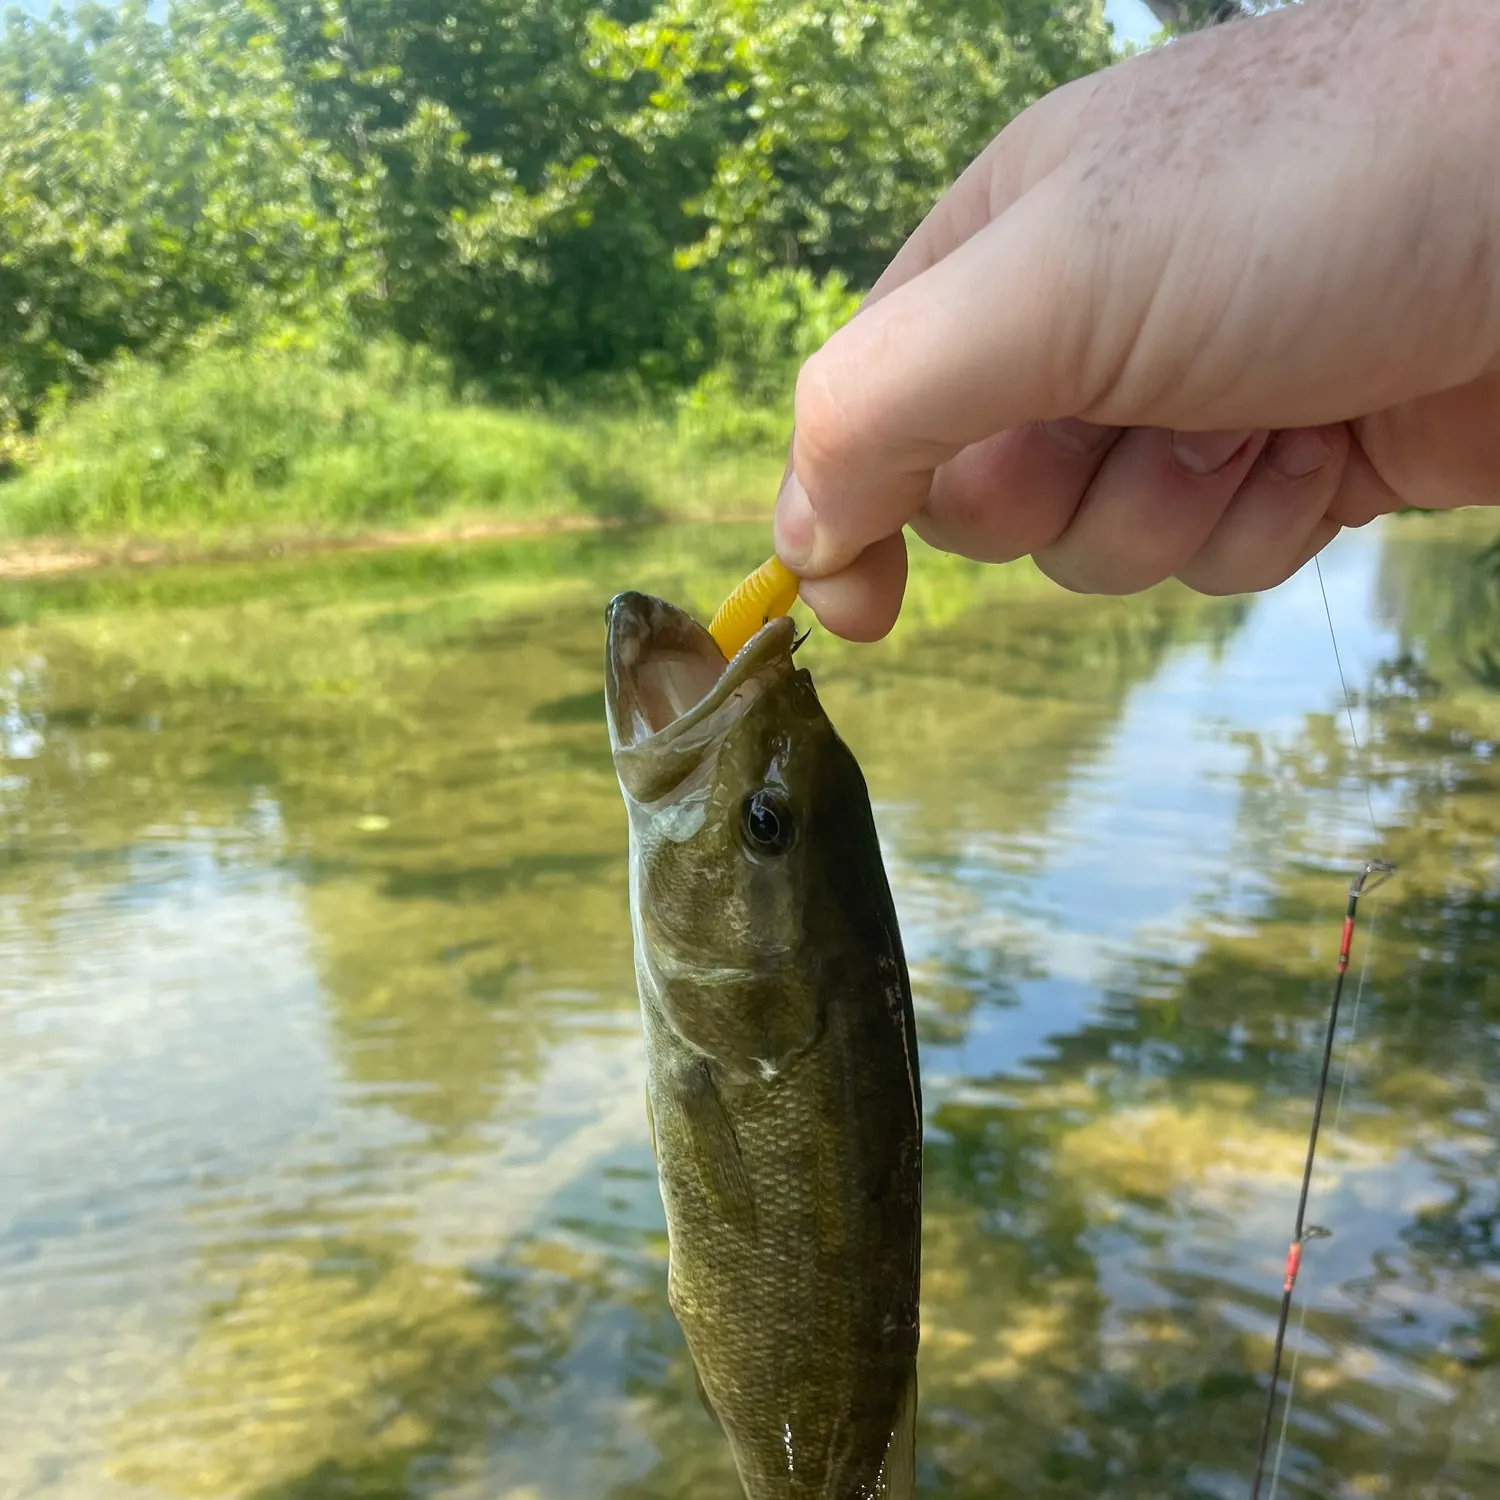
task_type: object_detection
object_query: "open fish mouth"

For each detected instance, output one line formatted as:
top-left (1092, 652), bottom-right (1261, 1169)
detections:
top-left (604, 591), bottom-right (797, 756)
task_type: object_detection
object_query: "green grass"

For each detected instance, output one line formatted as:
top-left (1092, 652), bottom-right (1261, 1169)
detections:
top-left (0, 338), bottom-right (789, 545)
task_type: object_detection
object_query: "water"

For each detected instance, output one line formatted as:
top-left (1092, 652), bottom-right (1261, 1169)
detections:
top-left (3, 513), bottom-right (1500, 1500)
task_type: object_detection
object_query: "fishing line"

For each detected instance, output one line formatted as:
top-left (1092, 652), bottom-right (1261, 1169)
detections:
top-left (1247, 556), bottom-right (1394, 1500)
top-left (1315, 555), bottom-right (1381, 841)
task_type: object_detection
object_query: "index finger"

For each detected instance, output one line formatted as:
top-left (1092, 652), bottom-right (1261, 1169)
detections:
top-left (776, 168), bottom-right (1104, 579)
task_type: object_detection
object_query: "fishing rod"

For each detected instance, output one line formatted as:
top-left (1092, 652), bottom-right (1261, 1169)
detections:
top-left (1247, 855), bottom-right (1396, 1500)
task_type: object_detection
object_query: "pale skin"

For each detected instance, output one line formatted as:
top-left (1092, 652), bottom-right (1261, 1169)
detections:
top-left (771, 0), bottom-right (1500, 642)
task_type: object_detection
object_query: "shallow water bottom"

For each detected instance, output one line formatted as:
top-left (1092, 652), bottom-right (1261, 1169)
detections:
top-left (4, 514), bottom-right (1500, 1499)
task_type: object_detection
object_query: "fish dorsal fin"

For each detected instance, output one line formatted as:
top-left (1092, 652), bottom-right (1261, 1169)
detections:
top-left (872, 1369), bottom-right (918, 1499)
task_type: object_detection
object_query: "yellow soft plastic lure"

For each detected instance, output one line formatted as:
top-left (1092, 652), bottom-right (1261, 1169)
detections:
top-left (708, 555), bottom-right (800, 659)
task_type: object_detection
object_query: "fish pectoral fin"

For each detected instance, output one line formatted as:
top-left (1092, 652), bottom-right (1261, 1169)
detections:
top-left (874, 1369), bottom-right (918, 1499)
top-left (677, 1061), bottom-right (758, 1239)
top-left (691, 1361), bottom-right (726, 1434)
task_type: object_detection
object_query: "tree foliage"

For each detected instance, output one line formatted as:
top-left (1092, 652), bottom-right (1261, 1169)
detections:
top-left (0, 2), bottom-right (379, 427)
top-left (0, 0), bottom-right (1119, 429)
top-left (593, 0), bottom-right (1112, 286)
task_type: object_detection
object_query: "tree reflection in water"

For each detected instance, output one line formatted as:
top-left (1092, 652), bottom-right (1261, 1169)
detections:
top-left (2, 515), bottom-right (1499, 1498)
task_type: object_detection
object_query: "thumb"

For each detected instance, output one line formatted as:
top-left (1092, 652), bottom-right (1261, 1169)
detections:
top-left (775, 168), bottom-right (1113, 579)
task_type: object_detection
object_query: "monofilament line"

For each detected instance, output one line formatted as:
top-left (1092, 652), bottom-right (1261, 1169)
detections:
top-left (1314, 556), bottom-right (1380, 844)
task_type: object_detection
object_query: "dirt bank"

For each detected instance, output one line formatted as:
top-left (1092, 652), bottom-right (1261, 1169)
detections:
top-left (0, 510), bottom-right (761, 582)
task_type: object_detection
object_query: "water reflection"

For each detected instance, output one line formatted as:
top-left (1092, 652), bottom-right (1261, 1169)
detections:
top-left (3, 515), bottom-right (1500, 1498)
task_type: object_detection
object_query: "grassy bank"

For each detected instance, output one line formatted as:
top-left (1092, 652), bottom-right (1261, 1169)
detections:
top-left (0, 340), bottom-right (789, 557)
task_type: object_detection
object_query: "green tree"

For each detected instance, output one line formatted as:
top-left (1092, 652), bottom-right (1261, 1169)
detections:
top-left (266, 0), bottom-right (721, 389)
top-left (0, 0), bottom-right (378, 427)
top-left (592, 0), bottom-right (1115, 288)
top-left (0, 0), bottom-right (1129, 425)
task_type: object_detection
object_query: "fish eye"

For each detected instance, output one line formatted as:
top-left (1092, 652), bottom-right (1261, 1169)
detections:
top-left (740, 789), bottom-right (795, 856)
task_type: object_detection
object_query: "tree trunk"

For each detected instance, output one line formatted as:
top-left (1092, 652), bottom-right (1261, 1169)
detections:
top-left (1141, 0), bottom-right (1250, 30)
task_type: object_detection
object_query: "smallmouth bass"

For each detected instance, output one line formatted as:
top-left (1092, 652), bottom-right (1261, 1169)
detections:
top-left (603, 591), bottom-right (922, 1500)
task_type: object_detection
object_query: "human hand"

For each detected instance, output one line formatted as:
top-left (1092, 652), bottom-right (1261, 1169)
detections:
top-left (771, 0), bottom-right (1500, 641)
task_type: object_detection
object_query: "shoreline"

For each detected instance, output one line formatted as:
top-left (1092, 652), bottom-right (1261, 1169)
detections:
top-left (1, 506), bottom-right (1484, 588)
top-left (0, 509), bottom-right (766, 582)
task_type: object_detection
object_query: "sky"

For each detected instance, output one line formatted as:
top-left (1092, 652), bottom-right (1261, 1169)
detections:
top-left (1105, 0), bottom-right (1165, 48)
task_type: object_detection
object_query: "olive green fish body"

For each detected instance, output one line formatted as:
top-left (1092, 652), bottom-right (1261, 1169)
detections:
top-left (606, 592), bottom-right (921, 1500)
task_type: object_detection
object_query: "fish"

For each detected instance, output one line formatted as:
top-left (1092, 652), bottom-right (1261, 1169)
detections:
top-left (603, 590), bottom-right (922, 1500)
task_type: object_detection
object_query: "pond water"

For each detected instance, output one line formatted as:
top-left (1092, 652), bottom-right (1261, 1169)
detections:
top-left (3, 513), bottom-right (1500, 1500)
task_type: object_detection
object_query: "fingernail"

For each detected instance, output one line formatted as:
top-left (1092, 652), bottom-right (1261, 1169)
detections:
top-left (1170, 429), bottom-right (1253, 477)
top-left (1039, 418), bottom-right (1115, 456)
top-left (773, 471), bottom-right (815, 570)
top-left (1266, 427), bottom-right (1331, 480)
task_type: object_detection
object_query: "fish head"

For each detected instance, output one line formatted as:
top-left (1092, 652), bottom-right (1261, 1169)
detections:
top-left (605, 590), bottom-right (860, 1077)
